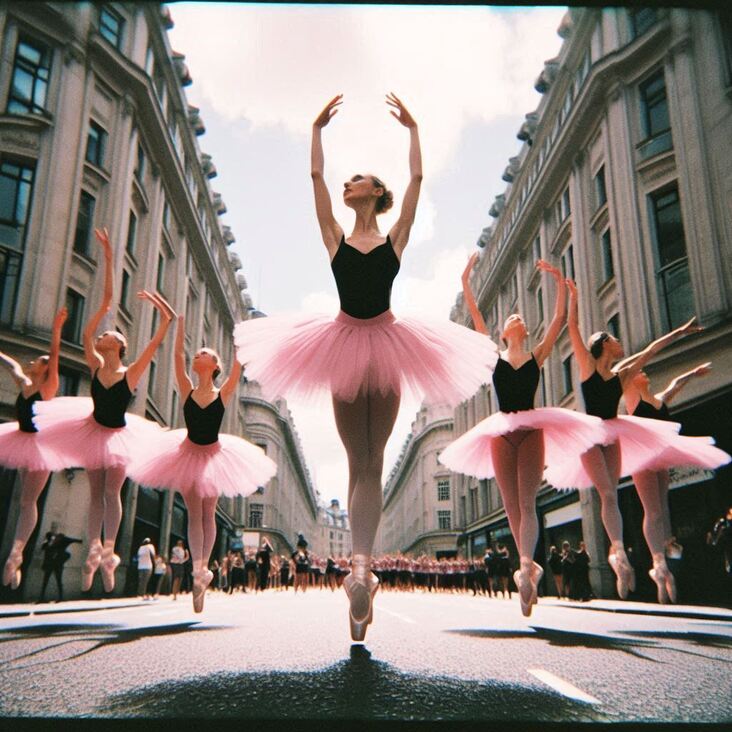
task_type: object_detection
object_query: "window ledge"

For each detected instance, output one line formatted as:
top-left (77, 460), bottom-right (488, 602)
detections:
top-left (118, 304), bottom-right (132, 326)
top-left (124, 250), bottom-right (138, 271)
top-left (597, 276), bottom-right (616, 297)
top-left (589, 203), bottom-right (609, 231)
top-left (550, 217), bottom-right (572, 254)
top-left (0, 111), bottom-right (53, 131)
top-left (71, 250), bottom-right (97, 273)
top-left (131, 175), bottom-right (149, 213)
top-left (83, 160), bottom-right (110, 186)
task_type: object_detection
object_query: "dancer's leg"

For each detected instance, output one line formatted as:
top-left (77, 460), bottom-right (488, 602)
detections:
top-left (201, 496), bottom-right (218, 568)
top-left (184, 494), bottom-right (204, 569)
top-left (580, 443), bottom-right (623, 544)
top-left (101, 465), bottom-right (127, 545)
top-left (516, 430), bottom-right (544, 559)
top-left (490, 434), bottom-right (521, 543)
top-left (83, 469), bottom-right (106, 590)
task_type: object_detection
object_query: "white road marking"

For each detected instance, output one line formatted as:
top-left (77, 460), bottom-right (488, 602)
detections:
top-left (527, 668), bottom-right (602, 705)
top-left (377, 606), bottom-right (416, 624)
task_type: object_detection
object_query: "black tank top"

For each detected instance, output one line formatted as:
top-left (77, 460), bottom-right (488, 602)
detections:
top-left (330, 236), bottom-right (400, 319)
top-left (16, 391), bottom-right (42, 433)
top-left (91, 372), bottom-right (133, 428)
top-left (633, 399), bottom-right (672, 422)
top-left (492, 355), bottom-right (539, 412)
top-left (184, 392), bottom-right (224, 445)
top-left (581, 370), bottom-right (622, 420)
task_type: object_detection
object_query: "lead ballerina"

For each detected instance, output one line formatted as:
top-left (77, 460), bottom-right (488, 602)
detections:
top-left (234, 94), bottom-right (498, 640)
top-left (128, 315), bottom-right (277, 613)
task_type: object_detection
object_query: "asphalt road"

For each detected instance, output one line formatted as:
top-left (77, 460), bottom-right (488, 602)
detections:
top-left (0, 589), bottom-right (730, 723)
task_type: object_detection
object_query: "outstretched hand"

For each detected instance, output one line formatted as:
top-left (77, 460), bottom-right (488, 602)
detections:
top-left (537, 259), bottom-right (562, 280)
top-left (678, 317), bottom-right (703, 337)
top-left (137, 291), bottom-right (176, 322)
top-left (386, 92), bottom-right (417, 128)
top-left (565, 278), bottom-right (577, 297)
top-left (94, 227), bottom-right (113, 257)
top-left (53, 307), bottom-right (68, 330)
top-left (314, 94), bottom-right (342, 128)
top-left (692, 361), bottom-right (711, 377)
top-left (462, 252), bottom-right (479, 282)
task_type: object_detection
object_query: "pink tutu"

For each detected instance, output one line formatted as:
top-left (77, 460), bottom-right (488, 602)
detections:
top-left (438, 407), bottom-right (606, 480)
top-left (32, 397), bottom-right (163, 471)
top-left (0, 422), bottom-right (61, 472)
top-left (636, 434), bottom-right (730, 474)
top-left (127, 429), bottom-right (277, 498)
top-left (234, 309), bottom-right (498, 405)
top-left (544, 414), bottom-right (683, 490)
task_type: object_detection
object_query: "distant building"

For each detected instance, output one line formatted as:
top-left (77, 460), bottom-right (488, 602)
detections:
top-left (313, 499), bottom-right (351, 558)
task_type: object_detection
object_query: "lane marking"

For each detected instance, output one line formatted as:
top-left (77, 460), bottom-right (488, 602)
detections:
top-left (527, 668), bottom-right (602, 705)
top-left (376, 606), bottom-right (416, 624)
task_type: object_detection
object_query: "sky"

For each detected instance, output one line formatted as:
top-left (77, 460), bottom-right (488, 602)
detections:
top-left (168, 3), bottom-right (566, 509)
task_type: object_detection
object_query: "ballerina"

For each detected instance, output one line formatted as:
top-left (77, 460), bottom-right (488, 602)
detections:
top-left (234, 93), bottom-right (497, 640)
top-left (0, 306), bottom-right (67, 589)
top-left (127, 315), bottom-right (276, 612)
top-left (439, 254), bottom-right (605, 615)
top-left (544, 278), bottom-right (702, 599)
top-left (33, 228), bottom-right (173, 592)
top-left (623, 362), bottom-right (730, 603)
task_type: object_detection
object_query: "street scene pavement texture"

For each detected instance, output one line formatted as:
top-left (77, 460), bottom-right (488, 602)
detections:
top-left (0, 591), bottom-right (730, 722)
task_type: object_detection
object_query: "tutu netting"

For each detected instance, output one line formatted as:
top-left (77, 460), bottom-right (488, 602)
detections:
top-left (32, 397), bottom-right (163, 470)
top-left (0, 422), bottom-right (61, 472)
top-left (544, 414), bottom-right (683, 490)
top-left (234, 309), bottom-right (498, 405)
top-left (128, 430), bottom-right (277, 498)
top-left (438, 407), bottom-right (606, 480)
top-left (638, 434), bottom-right (731, 474)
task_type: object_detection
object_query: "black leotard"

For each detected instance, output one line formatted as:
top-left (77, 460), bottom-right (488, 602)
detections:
top-left (184, 392), bottom-right (224, 445)
top-left (581, 370), bottom-right (622, 420)
top-left (632, 399), bottom-right (672, 422)
top-left (492, 355), bottom-right (539, 413)
top-left (91, 372), bottom-right (133, 428)
top-left (330, 236), bottom-right (400, 319)
top-left (16, 391), bottom-right (42, 433)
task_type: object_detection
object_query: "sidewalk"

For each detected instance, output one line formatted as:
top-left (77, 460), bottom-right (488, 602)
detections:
top-left (0, 597), bottom-right (149, 618)
top-left (541, 597), bottom-right (732, 621)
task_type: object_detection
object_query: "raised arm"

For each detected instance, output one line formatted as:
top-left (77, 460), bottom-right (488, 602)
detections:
top-left (0, 351), bottom-right (29, 388)
top-left (40, 306), bottom-right (68, 400)
top-left (461, 253), bottom-right (488, 335)
top-left (173, 314), bottom-right (193, 398)
top-left (533, 260), bottom-right (566, 367)
top-left (615, 317), bottom-right (703, 386)
top-left (311, 95), bottom-right (344, 258)
top-left (657, 362), bottom-right (711, 406)
top-left (565, 278), bottom-right (594, 380)
top-left (125, 291), bottom-right (175, 391)
top-left (219, 354), bottom-right (242, 407)
top-left (387, 93), bottom-right (422, 256)
top-left (83, 228), bottom-right (114, 374)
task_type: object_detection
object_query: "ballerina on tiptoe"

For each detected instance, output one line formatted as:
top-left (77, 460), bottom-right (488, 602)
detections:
top-left (234, 93), bottom-right (497, 640)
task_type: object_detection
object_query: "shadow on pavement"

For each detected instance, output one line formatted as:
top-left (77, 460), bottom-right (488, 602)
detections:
top-left (0, 621), bottom-right (230, 670)
top-left (614, 630), bottom-right (732, 663)
top-left (100, 645), bottom-right (606, 722)
top-left (445, 626), bottom-right (659, 662)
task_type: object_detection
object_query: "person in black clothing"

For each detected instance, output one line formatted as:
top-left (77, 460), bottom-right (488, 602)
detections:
top-left (495, 544), bottom-right (511, 599)
top-left (39, 532), bottom-right (81, 602)
top-left (279, 554), bottom-right (291, 590)
top-left (483, 548), bottom-right (495, 597)
top-left (560, 541), bottom-right (575, 600)
top-left (548, 545), bottom-right (564, 598)
top-left (572, 541), bottom-right (592, 601)
top-left (711, 507), bottom-right (732, 576)
top-left (293, 548), bottom-right (310, 593)
top-left (256, 538), bottom-right (273, 592)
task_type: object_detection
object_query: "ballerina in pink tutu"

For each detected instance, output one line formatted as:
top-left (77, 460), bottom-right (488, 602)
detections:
top-left (0, 307), bottom-right (67, 590)
top-left (544, 278), bottom-right (703, 599)
top-left (128, 314), bottom-right (276, 612)
top-left (623, 362), bottom-right (729, 603)
top-left (33, 228), bottom-right (174, 593)
top-left (234, 93), bottom-right (497, 640)
top-left (439, 253), bottom-right (605, 616)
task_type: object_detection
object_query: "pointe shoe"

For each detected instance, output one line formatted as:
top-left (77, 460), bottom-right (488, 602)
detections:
top-left (608, 550), bottom-right (634, 600)
top-left (513, 570), bottom-right (533, 617)
top-left (529, 562), bottom-right (543, 606)
top-left (649, 560), bottom-right (677, 604)
top-left (81, 544), bottom-right (103, 592)
top-left (192, 569), bottom-right (214, 613)
top-left (3, 547), bottom-right (24, 590)
top-left (344, 555), bottom-right (379, 642)
top-left (100, 547), bottom-right (120, 593)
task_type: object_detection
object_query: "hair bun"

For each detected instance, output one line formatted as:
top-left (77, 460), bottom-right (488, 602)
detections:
top-left (377, 189), bottom-right (394, 215)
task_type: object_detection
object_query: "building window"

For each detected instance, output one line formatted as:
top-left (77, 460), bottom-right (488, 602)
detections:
top-left (73, 191), bottom-right (95, 257)
top-left (99, 6), bottom-right (125, 49)
top-left (562, 355), bottom-right (573, 397)
top-left (561, 187), bottom-right (571, 220)
top-left (120, 269), bottom-right (131, 312)
top-left (640, 70), bottom-right (670, 139)
top-left (649, 186), bottom-right (693, 329)
top-left (156, 253), bottom-right (165, 293)
top-left (460, 495), bottom-right (467, 526)
top-left (437, 510), bottom-right (451, 531)
top-left (470, 488), bottom-right (479, 521)
top-left (536, 286), bottom-right (544, 325)
top-left (594, 166), bottom-right (607, 210)
top-left (608, 313), bottom-right (621, 339)
top-left (540, 367), bottom-right (547, 407)
top-left (85, 121), bottom-right (107, 168)
top-left (150, 308), bottom-right (158, 339)
top-left (7, 36), bottom-right (52, 116)
top-left (249, 503), bottom-right (263, 528)
top-left (148, 360), bottom-right (156, 397)
top-left (58, 368), bottom-right (80, 396)
top-left (629, 8), bottom-right (657, 39)
top-left (126, 211), bottom-right (137, 257)
top-left (170, 389), bottom-right (178, 425)
top-left (437, 480), bottom-right (450, 501)
top-left (163, 201), bottom-right (171, 231)
top-left (561, 244), bottom-right (575, 280)
top-left (720, 10), bottom-right (732, 86)
top-left (601, 229), bottom-right (614, 282)
top-left (62, 289), bottom-right (84, 343)
top-left (533, 235), bottom-right (541, 262)
top-left (480, 479), bottom-right (490, 514)
top-left (134, 143), bottom-right (145, 182)
top-left (0, 159), bottom-right (35, 252)
top-left (144, 45), bottom-right (154, 75)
